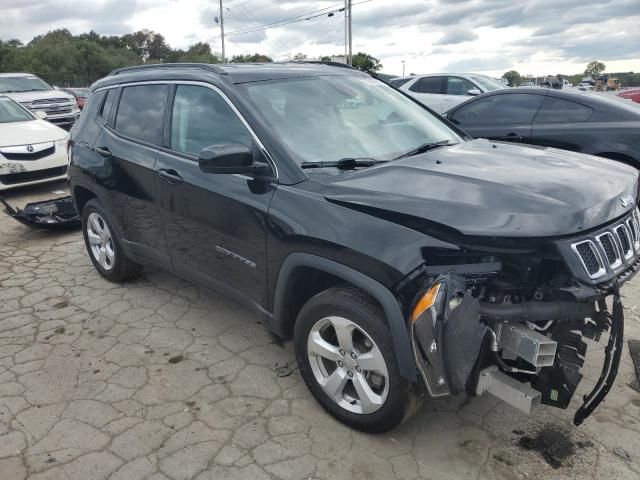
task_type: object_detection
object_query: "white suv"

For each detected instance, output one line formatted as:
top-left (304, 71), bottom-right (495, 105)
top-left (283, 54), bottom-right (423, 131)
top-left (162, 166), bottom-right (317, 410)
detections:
top-left (390, 73), bottom-right (506, 114)
top-left (0, 73), bottom-right (80, 128)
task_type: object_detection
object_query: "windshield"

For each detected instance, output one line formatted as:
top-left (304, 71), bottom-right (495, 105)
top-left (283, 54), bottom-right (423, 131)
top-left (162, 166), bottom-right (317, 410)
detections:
top-left (241, 75), bottom-right (461, 165)
top-left (0, 97), bottom-right (34, 123)
top-left (471, 75), bottom-right (506, 92)
top-left (0, 76), bottom-right (52, 93)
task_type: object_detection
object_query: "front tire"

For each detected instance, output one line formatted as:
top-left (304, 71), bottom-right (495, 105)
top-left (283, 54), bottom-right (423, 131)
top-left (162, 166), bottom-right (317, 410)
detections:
top-left (294, 286), bottom-right (417, 433)
top-left (81, 198), bottom-right (142, 282)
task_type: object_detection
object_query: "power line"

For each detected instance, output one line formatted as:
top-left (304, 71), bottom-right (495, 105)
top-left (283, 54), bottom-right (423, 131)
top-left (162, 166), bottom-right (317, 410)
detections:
top-left (226, 2), bottom-right (357, 37)
top-left (223, 8), bottom-right (286, 57)
top-left (228, 1), bottom-right (291, 54)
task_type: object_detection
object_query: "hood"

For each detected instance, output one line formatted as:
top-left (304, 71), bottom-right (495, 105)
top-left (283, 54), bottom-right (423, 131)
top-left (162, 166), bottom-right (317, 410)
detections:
top-left (0, 120), bottom-right (68, 147)
top-left (324, 139), bottom-right (639, 238)
top-left (3, 90), bottom-right (75, 103)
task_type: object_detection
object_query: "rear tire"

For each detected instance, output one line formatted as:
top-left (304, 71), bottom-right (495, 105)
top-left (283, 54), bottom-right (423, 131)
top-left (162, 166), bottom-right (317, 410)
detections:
top-left (294, 285), bottom-right (419, 433)
top-left (81, 198), bottom-right (142, 282)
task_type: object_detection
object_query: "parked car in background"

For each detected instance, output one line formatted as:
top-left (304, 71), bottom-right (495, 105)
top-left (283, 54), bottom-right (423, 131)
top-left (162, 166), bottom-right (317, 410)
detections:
top-left (69, 63), bottom-right (638, 432)
top-left (0, 96), bottom-right (69, 191)
top-left (577, 82), bottom-right (594, 91)
top-left (0, 73), bottom-right (80, 128)
top-left (390, 73), bottom-right (505, 113)
top-left (618, 88), bottom-right (640, 104)
top-left (444, 87), bottom-right (640, 166)
top-left (519, 81), bottom-right (535, 86)
top-left (61, 87), bottom-right (91, 110)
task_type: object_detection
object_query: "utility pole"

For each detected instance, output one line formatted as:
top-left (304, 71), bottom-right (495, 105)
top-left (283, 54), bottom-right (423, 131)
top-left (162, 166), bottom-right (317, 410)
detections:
top-left (347, 0), bottom-right (352, 66)
top-left (219, 0), bottom-right (225, 62)
top-left (401, 60), bottom-right (405, 77)
top-left (344, 0), bottom-right (348, 63)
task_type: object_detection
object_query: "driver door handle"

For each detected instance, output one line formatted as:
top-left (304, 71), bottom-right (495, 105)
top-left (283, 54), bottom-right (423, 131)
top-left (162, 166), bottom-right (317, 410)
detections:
top-left (94, 146), bottom-right (112, 157)
top-left (157, 168), bottom-right (183, 185)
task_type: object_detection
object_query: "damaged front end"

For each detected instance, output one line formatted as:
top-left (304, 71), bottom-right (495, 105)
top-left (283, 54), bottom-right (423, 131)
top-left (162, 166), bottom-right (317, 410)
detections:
top-left (1, 196), bottom-right (81, 230)
top-left (409, 209), bottom-right (639, 426)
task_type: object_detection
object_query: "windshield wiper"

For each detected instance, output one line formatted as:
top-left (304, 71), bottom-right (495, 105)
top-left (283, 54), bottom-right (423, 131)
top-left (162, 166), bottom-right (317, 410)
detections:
top-left (300, 157), bottom-right (388, 170)
top-left (393, 140), bottom-right (456, 160)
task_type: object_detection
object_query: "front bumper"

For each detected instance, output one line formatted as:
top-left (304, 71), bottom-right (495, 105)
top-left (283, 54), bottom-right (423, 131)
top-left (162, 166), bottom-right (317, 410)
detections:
top-left (0, 147), bottom-right (68, 191)
top-left (410, 268), bottom-right (632, 425)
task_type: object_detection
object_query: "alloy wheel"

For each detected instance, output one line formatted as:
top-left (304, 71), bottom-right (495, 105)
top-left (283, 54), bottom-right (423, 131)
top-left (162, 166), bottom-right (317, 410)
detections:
top-left (86, 212), bottom-right (115, 271)
top-left (307, 316), bottom-right (389, 414)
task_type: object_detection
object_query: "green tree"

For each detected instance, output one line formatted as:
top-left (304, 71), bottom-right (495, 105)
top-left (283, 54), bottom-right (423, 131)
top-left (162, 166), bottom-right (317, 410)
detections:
top-left (502, 70), bottom-right (521, 87)
top-left (230, 53), bottom-right (272, 63)
top-left (351, 52), bottom-right (382, 74)
top-left (585, 60), bottom-right (606, 78)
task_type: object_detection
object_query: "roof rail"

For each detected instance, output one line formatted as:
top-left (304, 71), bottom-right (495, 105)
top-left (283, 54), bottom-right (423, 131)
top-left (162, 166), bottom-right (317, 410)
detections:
top-left (287, 61), bottom-right (359, 71)
top-left (109, 63), bottom-right (227, 76)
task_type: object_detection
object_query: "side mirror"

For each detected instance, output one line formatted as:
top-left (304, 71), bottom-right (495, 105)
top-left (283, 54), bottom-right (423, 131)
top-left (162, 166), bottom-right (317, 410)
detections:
top-left (467, 89), bottom-right (481, 96)
top-left (34, 111), bottom-right (48, 120)
top-left (198, 143), bottom-right (271, 176)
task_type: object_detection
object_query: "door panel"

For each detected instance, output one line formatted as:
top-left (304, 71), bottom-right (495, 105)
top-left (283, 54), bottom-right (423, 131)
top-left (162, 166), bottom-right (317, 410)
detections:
top-left (156, 152), bottom-right (275, 311)
top-left (157, 83), bottom-right (275, 311)
top-left (406, 76), bottom-right (445, 113)
top-left (94, 127), bottom-right (170, 266)
top-left (91, 83), bottom-right (171, 266)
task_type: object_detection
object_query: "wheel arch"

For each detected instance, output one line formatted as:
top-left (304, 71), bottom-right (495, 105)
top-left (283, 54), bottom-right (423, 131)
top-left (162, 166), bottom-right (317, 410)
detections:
top-left (72, 185), bottom-right (98, 214)
top-left (272, 253), bottom-right (417, 381)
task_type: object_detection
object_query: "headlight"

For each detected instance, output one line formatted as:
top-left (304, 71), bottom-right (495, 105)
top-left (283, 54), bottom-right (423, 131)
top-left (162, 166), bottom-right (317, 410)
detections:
top-left (55, 138), bottom-right (68, 152)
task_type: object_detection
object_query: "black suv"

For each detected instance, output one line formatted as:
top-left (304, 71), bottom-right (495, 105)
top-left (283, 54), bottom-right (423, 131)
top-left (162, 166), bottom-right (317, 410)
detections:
top-left (69, 63), bottom-right (639, 433)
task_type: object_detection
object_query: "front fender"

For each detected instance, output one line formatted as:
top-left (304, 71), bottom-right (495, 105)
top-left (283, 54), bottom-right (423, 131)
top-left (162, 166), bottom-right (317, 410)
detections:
top-left (272, 252), bottom-right (418, 381)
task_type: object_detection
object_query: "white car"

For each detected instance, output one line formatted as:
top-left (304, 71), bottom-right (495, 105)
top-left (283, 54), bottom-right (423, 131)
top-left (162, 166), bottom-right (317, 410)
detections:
top-left (0, 73), bottom-right (80, 128)
top-left (0, 96), bottom-right (69, 191)
top-left (389, 73), bottom-right (506, 114)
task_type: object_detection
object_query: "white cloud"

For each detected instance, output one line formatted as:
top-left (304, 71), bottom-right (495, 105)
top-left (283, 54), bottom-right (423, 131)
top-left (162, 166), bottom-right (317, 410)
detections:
top-left (0, 0), bottom-right (638, 76)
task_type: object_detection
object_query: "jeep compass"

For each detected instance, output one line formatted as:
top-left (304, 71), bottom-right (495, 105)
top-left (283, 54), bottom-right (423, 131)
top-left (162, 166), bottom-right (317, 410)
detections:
top-left (68, 63), bottom-right (639, 432)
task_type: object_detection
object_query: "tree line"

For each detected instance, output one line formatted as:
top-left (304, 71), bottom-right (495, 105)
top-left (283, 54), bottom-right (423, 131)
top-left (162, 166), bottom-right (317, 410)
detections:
top-left (0, 29), bottom-right (382, 87)
top-left (502, 61), bottom-right (640, 87)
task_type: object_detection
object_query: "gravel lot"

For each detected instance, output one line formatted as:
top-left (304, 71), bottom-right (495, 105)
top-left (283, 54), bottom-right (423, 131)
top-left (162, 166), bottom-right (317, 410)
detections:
top-left (1, 181), bottom-right (640, 480)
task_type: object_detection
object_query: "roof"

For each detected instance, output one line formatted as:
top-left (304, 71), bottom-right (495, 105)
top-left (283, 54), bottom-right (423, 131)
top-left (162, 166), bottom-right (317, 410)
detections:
top-left (0, 73), bottom-right (40, 78)
top-left (92, 62), bottom-right (366, 91)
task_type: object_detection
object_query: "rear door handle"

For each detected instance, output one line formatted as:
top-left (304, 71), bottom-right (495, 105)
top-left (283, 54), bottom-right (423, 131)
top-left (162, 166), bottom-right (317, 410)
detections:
top-left (157, 168), bottom-right (183, 185)
top-left (94, 146), bottom-right (111, 157)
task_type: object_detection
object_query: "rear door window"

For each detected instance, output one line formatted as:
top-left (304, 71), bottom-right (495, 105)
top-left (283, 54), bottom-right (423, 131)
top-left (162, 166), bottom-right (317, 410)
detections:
top-left (451, 94), bottom-right (544, 125)
top-left (115, 84), bottom-right (168, 145)
top-left (409, 76), bottom-right (444, 94)
top-left (534, 97), bottom-right (594, 123)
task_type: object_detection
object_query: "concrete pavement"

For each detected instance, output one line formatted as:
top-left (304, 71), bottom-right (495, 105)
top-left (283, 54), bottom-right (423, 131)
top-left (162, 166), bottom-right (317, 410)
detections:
top-left (1, 181), bottom-right (640, 480)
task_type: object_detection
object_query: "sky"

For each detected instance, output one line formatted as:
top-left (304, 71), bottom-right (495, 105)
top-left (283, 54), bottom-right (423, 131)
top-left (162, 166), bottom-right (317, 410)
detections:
top-left (1, 0), bottom-right (639, 77)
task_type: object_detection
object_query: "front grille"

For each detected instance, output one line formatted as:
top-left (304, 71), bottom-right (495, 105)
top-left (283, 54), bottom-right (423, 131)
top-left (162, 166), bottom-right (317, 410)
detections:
top-left (0, 166), bottom-right (67, 185)
top-left (574, 241), bottom-right (602, 276)
top-left (28, 98), bottom-right (70, 105)
top-left (597, 232), bottom-right (620, 267)
top-left (569, 209), bottom-right (640, 280)
top-left (1, 146), bottom-right (55, 161)
top-left (615, 225), bottom-right (633, 259)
